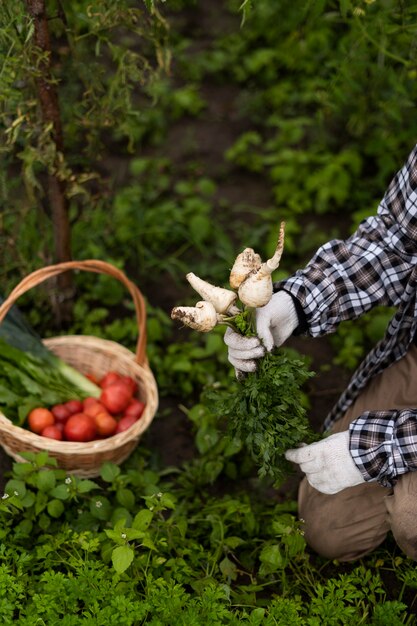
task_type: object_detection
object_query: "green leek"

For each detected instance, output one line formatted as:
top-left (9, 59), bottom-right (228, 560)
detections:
top-left (0, 297), bottom-right (101, 424)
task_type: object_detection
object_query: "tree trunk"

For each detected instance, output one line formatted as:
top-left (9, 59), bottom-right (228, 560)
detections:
top-left (26, 0), bottom-right (74, 323)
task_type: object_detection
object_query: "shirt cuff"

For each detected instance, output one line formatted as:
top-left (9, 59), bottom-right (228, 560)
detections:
top-left (349, 409), bottom-right (417, 488)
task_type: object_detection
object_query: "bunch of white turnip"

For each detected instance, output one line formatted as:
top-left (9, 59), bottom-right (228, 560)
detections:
top-left (171, 222), bottom-right (285, 336)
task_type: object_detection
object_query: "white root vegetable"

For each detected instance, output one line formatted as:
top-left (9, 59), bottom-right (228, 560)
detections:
top-left (170, 300), bottom-right (219, 332)
top-left (186, 272), bottom-right (237, 313)
top-left (238, 271), bottom-right (273, 308)
top-left (262, 220), bottom-right (286, 275)
top-left (238, 222), bottom-right (286, 308)
top-left (172, 221), bottom-right (286, 333)
top-left (229, 248), bottom-right (262, 290)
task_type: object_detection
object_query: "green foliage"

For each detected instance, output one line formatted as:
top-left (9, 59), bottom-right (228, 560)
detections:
top-left (1, 0), bottom-right (168, 163)
top-left (71, 156), bottom-right (236, 281)
top-left (184, 0), bottom-right (417, 274)
top-left (232, 309), bottom-right (256, 336)
top-left (0, 0), bottom-right (171, 283)
top-left (205, 350), bottom-right (315, 485)
top-left (0, 450), bottom-right (415, 623)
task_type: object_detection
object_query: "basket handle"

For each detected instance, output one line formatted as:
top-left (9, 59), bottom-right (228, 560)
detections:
top-left (0, 260), bottom-right (148, 366)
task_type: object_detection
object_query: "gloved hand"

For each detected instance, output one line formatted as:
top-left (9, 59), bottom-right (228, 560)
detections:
top-left (285, 431), bottom-right (365, 495)
top-left (224, 291), bottom-right (299, 374)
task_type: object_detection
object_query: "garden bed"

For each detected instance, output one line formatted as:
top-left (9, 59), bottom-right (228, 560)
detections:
top-left (1, 0), bottom-right (417, 622)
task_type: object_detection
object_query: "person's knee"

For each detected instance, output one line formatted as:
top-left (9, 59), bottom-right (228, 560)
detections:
top-left (388, 498), bottom-right (417, 561)
top-left (300, 501), bottom-right (372, 561)
top-left (299, 478), bottom-right (389, 562)
top-left (386, 474), bottom-right (417, 561)
top-left (301, 513), bottom-right (352, 560)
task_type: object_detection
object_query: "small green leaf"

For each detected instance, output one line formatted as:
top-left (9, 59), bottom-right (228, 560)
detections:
top-left (177, 518), bottom-right (187, 538)
top-left (259, 544), bottom-right (286, 574)
top-left (77, 479), bottom-right (99, 493)
top-left (39, 513), bottom-right (51, 531)
top-left (47, 499), bottom-right (65, 518)
top-left (133, 508), bottom-right (153, 531)
top-left (35, 451), bottom-right (56, 467)
top-left (125, 528), bottom-right (146, 541)
top-left (105, 529), bottom-right (126, 545)
top-left (49, 484), bottom-right (70, 500)
top-left (112, 545), bottom-right (134, 574)
top-left (219, 556), bottom-right (238, 581)
top-left (116, 488), bottom-right (135, 509)
top-left (141, 535), bottom-right (156, 551)
top-left (100, 462), bottom-right (121, 482)
top-left (12, 463), bottom-right (33, 477)
top-left (283, 532), bottom-right (306, 558)
top-left (224, 536), bottom-right (245, 549)
top-left (15, 519), bottom-right (33, 537)
top-left (90, 496), bottom-right (112, 520)
top-left (35, 491), bottom-right (49, 515)
top-left (5, 479), bottom-right (26, 498)
top-left (111, 507), bottom-right (133, 526)
top-left (223, 437), bottom-right (242, 457)
top-left (160, 493), bottom-right (176, 510)
top-left (36, 470), bottom-right (56, 492)
top-left (20, 492), bottom-right (36, 508)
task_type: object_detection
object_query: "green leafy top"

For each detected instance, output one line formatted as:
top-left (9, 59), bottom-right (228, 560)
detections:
top-left (204, 350), bottom-right (316, 486)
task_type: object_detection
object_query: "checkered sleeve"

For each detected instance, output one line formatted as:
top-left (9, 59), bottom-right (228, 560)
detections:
top-left (349, 410), bottom-right (417, 487)
top-left (276, 144), bottom-right (417, 337)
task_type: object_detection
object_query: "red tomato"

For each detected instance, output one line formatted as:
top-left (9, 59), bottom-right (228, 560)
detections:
top-left (83, 397), bottom-right (100, 409)
top-left (119, 375), bottom-right (138, 396)
top-left (41, 425), bottom-right (63, 440)
top-left (115, 414), bottom-right (138, 434)
top-left (28, 408), bottom-right (55, 434)
top-left (64, 413), bottom-right (97, 442)
top-left (51, 404), bottom-right (71, 423)
top-left (84, 401), bottom-right (107, 418)
top-left (124, 399), bottom-right (145, 419)
top-left (100, 382), bottom-right (133, 414)
top-left (94, 412), bottom-right (118, 437)
top-left (100, 371), bottom-right (122, 388)
top-left (64, 400), bottom-right (84, 415)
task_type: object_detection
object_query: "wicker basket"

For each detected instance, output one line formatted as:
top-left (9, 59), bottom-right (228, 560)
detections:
top-left (0, 260), bottom-right (158, 477)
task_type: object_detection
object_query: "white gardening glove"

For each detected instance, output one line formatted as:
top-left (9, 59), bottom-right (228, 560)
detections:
top-left (224, 291), bottom-right (299, 374)
top-left (285, 431), bottom-right (365, 495)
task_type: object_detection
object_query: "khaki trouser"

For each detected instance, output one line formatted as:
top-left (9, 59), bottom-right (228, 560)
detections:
top-left (299, 343), bottom-right (417, 562)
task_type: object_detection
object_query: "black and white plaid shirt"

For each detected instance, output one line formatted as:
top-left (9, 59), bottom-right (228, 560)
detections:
top-left (277, 143), bottom-right (417, 488)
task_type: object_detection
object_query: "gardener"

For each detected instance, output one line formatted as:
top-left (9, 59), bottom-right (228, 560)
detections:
top-left (224, 142), bottom-right (417, 562)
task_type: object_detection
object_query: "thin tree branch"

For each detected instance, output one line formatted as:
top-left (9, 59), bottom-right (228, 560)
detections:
top-left (26, 0), bottom-right (74, 322)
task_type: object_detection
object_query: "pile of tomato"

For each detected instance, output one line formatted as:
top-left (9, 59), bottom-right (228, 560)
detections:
top-left (26, 371), bottom-right (145, 442)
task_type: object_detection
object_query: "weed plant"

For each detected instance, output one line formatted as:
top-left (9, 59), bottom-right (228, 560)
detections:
top-left (0, 441), bottom-right (415, 624)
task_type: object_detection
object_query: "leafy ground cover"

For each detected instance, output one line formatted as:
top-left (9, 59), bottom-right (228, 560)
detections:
top-left (1, 0), bottom-right (417, 622)
top-left (0, 447), bottom-right (416, 625)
